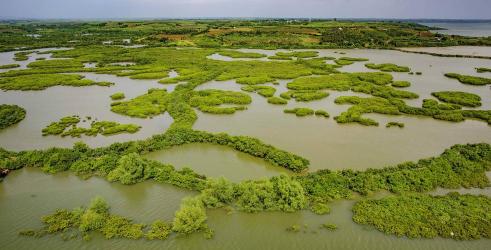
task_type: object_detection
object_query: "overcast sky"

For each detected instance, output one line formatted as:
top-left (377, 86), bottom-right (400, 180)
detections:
top-left (0, 0), bottom-right (490, 19)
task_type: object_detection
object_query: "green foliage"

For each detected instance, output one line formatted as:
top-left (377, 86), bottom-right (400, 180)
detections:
top-left (444, 73), bottom-right (491, 86)
top-left (284, 107), bottom-right (315, 117)
top-left (107, 153), bottom-right (153, 185)
top-left (314, 110), bottom-right (330, 118)
top-left (275, 51), bottom-right (319, 59)
top-left (111, 88), bottom-right (168, 118)
top-left (241, 85), bottom-right (276, 97)
top-left (431, 91), bottom-right (482, 107)
top-left (0, 73), bottom-right (113, 90)
top-left (476, 67), bottom-right (491, 73)
top-left (0, 104), bottom-right (26, 129)
top-left (1, 20), bottom-right (489, 52)
top-left (333, 95), bottom-right (490, 126)
top-left (190, 89), bottom-right (251, 114)
top-left (146, 220), bottom-right (172, 240)
top-left (172, 197), bottom-right (208, 235)
top-left (267, 96), bottom-right (288, 105)
top-left (298, 143), bottom-right (491, 200)
top-left (334, 57), bottom-right (369, 65)
top-left (334, 96), bottom-right (400, 126)
top-left (311, 202), bottom-right (331, 215)
top-left (422, 99), bottom-right (461, 110)
top-left (352, 193), bottom-right (491, 240)
top-left (235, 75), bottom-right (275, 85)
top-left (287, 72), bottom-right (418, 100)
top-left (365, 63), bottom-right (410, 72)
top-left (386, 122), bottom-right (404, 128)
top-left (0, 63), bottom-right (20, 69)
top-left (42, 116), bottom-right (140, 137)
top-left (234, 175), bottom-right (307, 212)
top-left (110, 92), bottom-right (125, 100)
top-left (321, 223), bottom-right (337, 231)
top-left (391, 81), bottom-right (410, 88)
top-left (20, 197), bottom-right (149, 241)
top-left (217, 50), bottom-right (266, 58)
top-left (14, 51), bottom-right (31, 61)
top-left (280, 90), bottom-right (329, 102)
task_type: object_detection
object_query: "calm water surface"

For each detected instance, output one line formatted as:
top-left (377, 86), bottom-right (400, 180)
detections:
top-left (420, 22), bottom-right (491, 37)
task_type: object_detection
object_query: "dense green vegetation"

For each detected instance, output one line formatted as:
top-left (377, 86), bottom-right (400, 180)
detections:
top-left (334, 57), bottom-right (369, 65)
top-left (0, 63), bottom-right (20, 69)
top-left (352, 193), bottom-right (491, 240)
top-left (333, 95), bottom-right (491, 126)
top-left (391, 81), bottom-right (410, 88)
top-left (365, 63), bottom-right (410, 72)
top-left (287, 72), bottom-right (419, 100)
top-left (19, 196), bottom-right (209, 241)
top-left (190, 89), bottom-right (251, 114)
top-left (217, 50), bottom-right (266, 58)
top-left (110, 92), bottom-right (125, 100)
top-left (2, 20), bottom-right (491, 243)
top-left (444, 73), bottom-right (491, 86)
top-left (280, 90), bottom-right (329, 102)
top-left (314, 110), bottom-right (330, 118)
top-left (1, 20), bottom-right (490, 52)
top-left (386, 122), bottom-right (404, 128)
top-left (0, 104), bottom-right (26, 129)
top-left (0, 73), bottom-right (113, 90)
top-left (241, 85), bottom-right (276, 97)
top-left (297, 143), bottom-right (491, 200)
top-left (431, 91), bottom-right (481, 107)
top-left (267, 96), bottom-right (288, 105)
top-left (111, 89), bottom-right (168, 118)
top-left (42, 115), bottom-right (140, 137)
top-left (476, 67), bottom-right (491, 73)
top-left (284, 107), bottom-right (315, 117)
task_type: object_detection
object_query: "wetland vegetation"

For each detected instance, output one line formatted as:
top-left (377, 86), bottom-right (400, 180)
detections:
top-left (0, 104), bottom-right (26, 130)
top-left (1, 19), bottom-right (491, 249)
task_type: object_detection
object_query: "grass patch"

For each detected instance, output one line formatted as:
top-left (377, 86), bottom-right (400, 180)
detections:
top-left (110, 92), bottom-right (125, 100)
top-left (0, 64), bottom-right (20, 69)
top-left (0, 74), bottom-right (113, 91)
top-left (352, 193), bottom-right (491, 240)
top-left (0, 104), bottom-right (26, 129)
top-left (111, 88), bottom-right (168, 118)
top-left (365, 63), bottom-right (410, 72)
top-left (284, 107), bottom-right (315, 117)
top-left (444, 73), bottom-right (491, 86)
top-left (267, 96), bottom-right (288, 105)
top-left (280, 90), bottom-right (329, 102)
top-left (386, 122), bottom-right (404, 128)
top-left (42, 115), bottom-right (140, 137)
top-left (217, 50), bottom-right (266, 58)
top-left (391, 81), bottom-right (410, 88)
top-left (241, 85), bottom-right (276, 97)
top-left (431, 91), bottom-right (481, 107)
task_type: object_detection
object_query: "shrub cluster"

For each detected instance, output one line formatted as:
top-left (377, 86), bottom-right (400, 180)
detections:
top-left (431, 91), bottom-right (482, 107)
top-left (42, 116), bottom-right (141, 137)
top-left (365, 63), bottom-right (410, 72)
top-left (0, 104), bottom-right (26, 129)
top-left (352, 193), bottom-right (491, 240)
top-left (444, 73), bottom-right (491, 86)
